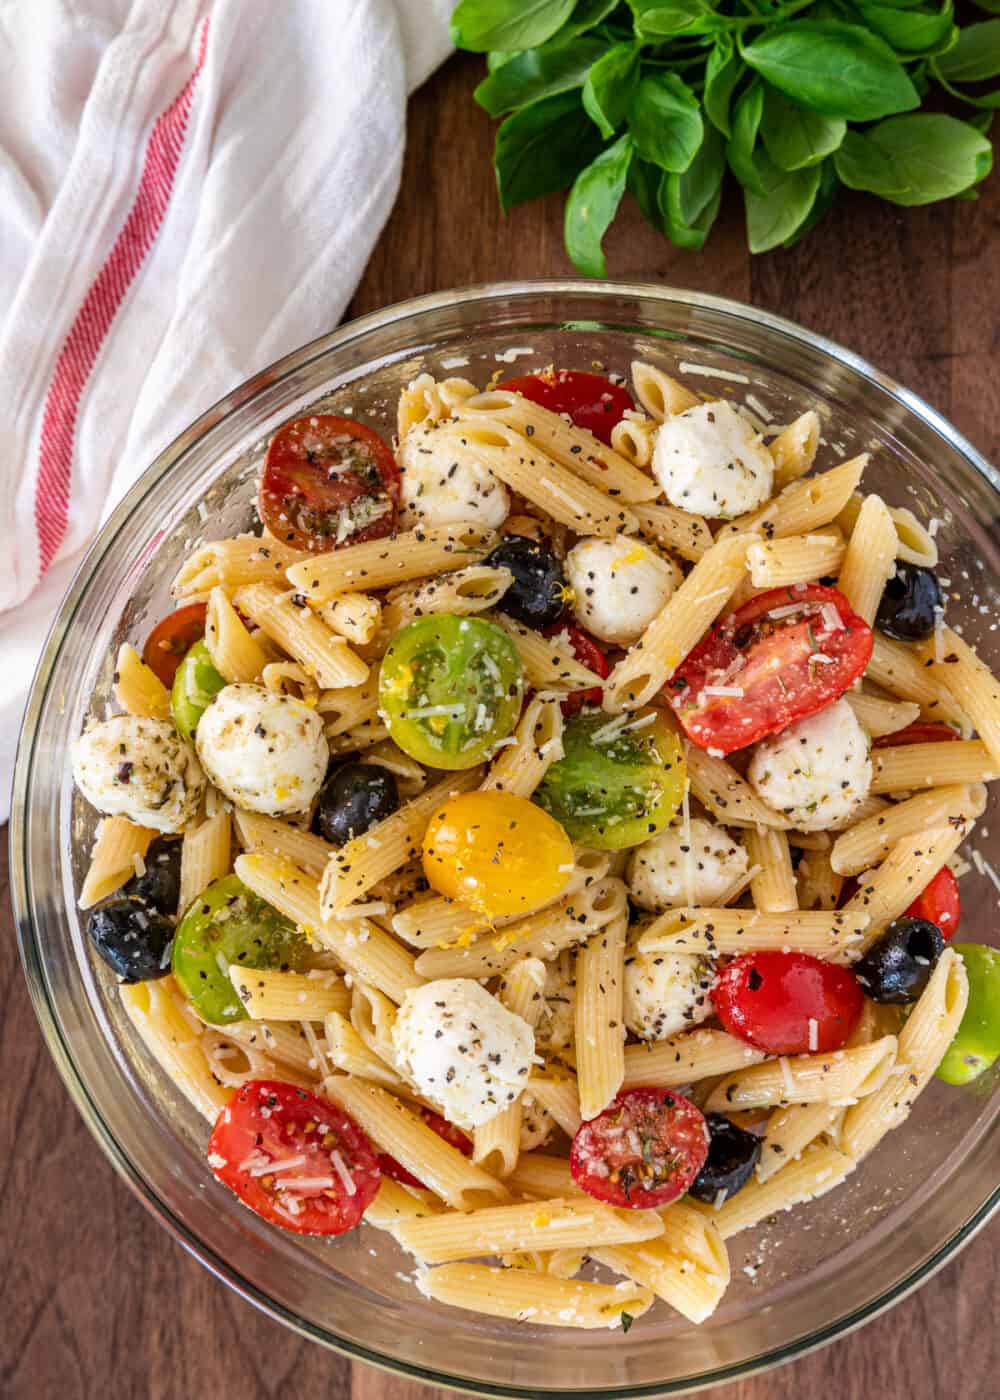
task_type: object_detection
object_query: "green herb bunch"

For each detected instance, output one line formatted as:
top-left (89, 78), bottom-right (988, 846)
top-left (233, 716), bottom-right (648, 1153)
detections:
top-left (450, 0), bottom-right (1000, 270)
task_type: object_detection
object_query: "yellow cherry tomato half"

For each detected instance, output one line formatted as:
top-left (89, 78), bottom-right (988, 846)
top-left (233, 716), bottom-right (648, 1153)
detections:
top-left (422, 791), bottom-right (574, 919)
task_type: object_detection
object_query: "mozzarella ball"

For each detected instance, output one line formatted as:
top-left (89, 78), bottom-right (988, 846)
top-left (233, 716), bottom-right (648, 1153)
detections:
top-left (652, 401), bottom-right (773, 518)
top-left (392, 978), bottom-right (535, 1129)
top-left (72, 716), bottom-right (204, 834)
top-left (195, 683), bottom-right (328, 815)
top-left (624, 950), bottom-right (714, 1041)
top-left (564, 537), bottom-right (680, 646)
top-left (628, 818), bottom-right (748, 912)
top-left (398, 423), bottom-right (510, 529)
top-left (747, 697), bottom-right (872, 832)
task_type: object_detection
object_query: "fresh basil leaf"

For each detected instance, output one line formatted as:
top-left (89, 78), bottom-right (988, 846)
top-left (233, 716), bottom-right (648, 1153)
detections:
top-left (563, 0), bottom-right (623, 36)
top-left (971, 0), bottom-right (1000, 13)
top-left (744, 149), bottom-right (823, 252)
top-left (630, 72), bottom-right (704, 172)
top-left (856, 3), bottom-right (956, 55)
top-left (934, 19), bottom-right (1000, 80)
top-left (583, 42), bottom-right (641, 137)
top-left (452, 0), bottom-right (577, 52)
top-left (781, 156), bottom-right (840, 246)
top-left (662, 174), bottom-right (724, 250)
top-left (628, 0), bottom-right (714, 39)
top-left (741, 20), bottom-right (921, 120)
top-left (661, 124), bottom-right (727, 249)
top-left (760, 84), bottom-right (846, 168)
top-left (475, 37), bottom-right (607, 116)
top-left (487, 51), bottom-right (518, 73)
top-left (628, 156), bottom-right (665, 228)
top-left (494, 91), bottom-right (606, 208)
top-left (727, 78), bottom-right (766, 194)
top-left (834, 113), bottom-right (992, 203)
top-left (564, 133), bottom-right (634, 275)
top-left (704, 38), bottom-right (744, 137)
top-left (968, 108), bottom-right (996, 134)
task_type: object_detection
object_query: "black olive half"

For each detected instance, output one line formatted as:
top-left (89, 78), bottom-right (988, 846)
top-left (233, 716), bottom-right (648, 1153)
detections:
top-left (875, 562), bottom-right (942, 642)
top-left (123, 835), bottom-right (182, 916)
top-left (484, 536), bottom-right (567, 628)
top-left (688, 1113), bottom-right (762, 1204)
top-left (854, 917), bottom-right (945, 1004)
top-left (313, 762), bottom-right (399, 846)
top-left (87, 897), bottom-right (174, 982)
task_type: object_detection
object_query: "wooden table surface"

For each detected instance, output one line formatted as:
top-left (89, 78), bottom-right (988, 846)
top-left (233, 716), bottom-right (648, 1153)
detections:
top-left (3, 50), bottom-right (998, 1400)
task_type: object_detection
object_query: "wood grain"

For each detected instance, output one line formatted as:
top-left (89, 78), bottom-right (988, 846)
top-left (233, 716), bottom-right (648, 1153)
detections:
top-left (3, 50), bottom-right (998, 1400)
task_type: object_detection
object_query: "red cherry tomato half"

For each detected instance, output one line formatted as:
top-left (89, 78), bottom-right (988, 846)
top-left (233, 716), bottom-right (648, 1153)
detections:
top-left (712, 951), bottom-right (863, 1055)
top-left (142, 602), bottom-right (207, 688)
top-left (259, 415), bottom-right (400, 554)
top-left (873, 721), bottom-right (960, 749)
top-left (668, 584), bottom-right (873, 755)
top-left (541, 623), bottom-right (609, 716)
top-left (570, 1087), bottom-right (709, 1209)
top-left (501, 369), bottom-right (634, 446)
top-left (905, 865), bottom-right (960, 940)
top-left (378, 1108), bottom-right (472, 1188)
top-left (207, 1079), bottom-right (381, 1235)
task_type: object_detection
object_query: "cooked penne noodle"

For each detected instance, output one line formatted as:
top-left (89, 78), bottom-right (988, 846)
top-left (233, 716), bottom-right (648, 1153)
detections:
top-left (745, 532), bottom-right (844, 589)
top-left (574, 910), bottom-right (627, 1121)
top-left (631, 360), bottom-right (700, 419)
top-left (836, 494), bottom-right (898, 625)
top-left (172, 533), bottom-right (311, 597)
top-left (745, 828), bottom-right (797, 913)
top-left (684, 744), bottom-right (793, 829)
top-left (225, 1018), bottom-right (325, 1078)
top-left (611, 412), bottom-right (657, 469)
top-left (845, 691), bottom-right (920, 739)
top-left (637, 908), bottom-right (869, 959)
top-left (321, 768), bottom-right (482, 915)
top-left (594, 1218), bottom-right (730, 1325)
top-left (415, 1263), bottom-right (652, 1329)
top-left (841, 949), bottom-right (968, 1160)
top-left (917, 626), bottom-right (1000, 770)
top-left (79, 816), bottom-right (157, 909)
top-left (527, 1074), bottom-right (583, 1138)
top-left (113, 643), bottom-right (171, 720)
top-left (768, 410), bottom-right (820, 487)
top-left (313, 591), bottom-right (382, 646)
top-left (365, 1178), bottom-right (443, 1238)
top-left (378, 565), bottom-right (514, 645)
top-left (837, 494), bottom-right (939, 568)
top-left (866, 633), bottom-right (968, 731)
top-left (631, 501), bottom-right (713, 563)
top-left (286, 523), bottom-right (497, 600)
top-left (870, 740), bottom-right (998, 794)
top-left (458, 390), bottom-right (660, 502)
top-left (396, 1197), bottom-right (664, 1263)
top-left (120, 977), bottom-right (232, 1122)
top-left (323, 1011), bottom-right (408, 1089)
top-left (227, 966), bottom-right (350, 1021)
top-left (178, 808), bottom-right (232, 912)
top-left (232, 582), bottom-right (368, 690)
top-left (621, 1028), bottom-right (765, 1091)
top-left (840, 824), bottom-right (975, 953)
top-left (831, 784), bottom-right (987, 876)
top-left (496, 616), bottom-right (606, 691)
top-left (473, 957), bottom-right (548, 1178)
top-left (396, 373), bottom-right (478, 438)
top-left (756, 1102), bottom-right (842, 1184)
top-left (233, 808), bottom-right (334, 875)
top-left (316, 678), bottom-right (379, 738)
top-left (204, 587), bottom-right (269, 682)
top-left (604, 534), bottom-right (752, 712)
top-left (720, 455), bottom-right (868, 543)
top-left (506, 1153), bottom-right (579, 1200)
top-left (704, 1037), bottom-right (898, 1112)
top-left (481, 693), bottom-right (564, 798)
top-left (323, 1077), bottom-right (508, 1209)
top-left (706, 1143), bottom-right (856, 1239)
top-left (795, 848), bottom-right (843, 911)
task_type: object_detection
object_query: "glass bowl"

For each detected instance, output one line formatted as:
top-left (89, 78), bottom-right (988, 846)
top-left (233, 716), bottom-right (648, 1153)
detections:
top-left (12, 281), bottom-right (1000, 1396)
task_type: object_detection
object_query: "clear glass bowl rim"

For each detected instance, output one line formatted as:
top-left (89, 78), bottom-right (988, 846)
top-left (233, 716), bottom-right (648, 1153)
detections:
top-left (10, 278), bottom-right (1000, 1397)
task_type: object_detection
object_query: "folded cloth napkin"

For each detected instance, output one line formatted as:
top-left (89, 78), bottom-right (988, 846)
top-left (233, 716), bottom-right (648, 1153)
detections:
top-left (0, 0), bottom-right (455, 821)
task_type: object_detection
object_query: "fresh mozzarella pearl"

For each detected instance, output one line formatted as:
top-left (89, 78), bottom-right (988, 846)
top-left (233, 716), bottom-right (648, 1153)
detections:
top-left (392, 978), bottom-right (535, 1130)
top-left (564, 537), bottom-right (680, 646)
top-left (628, 818), bottom-right (749, 912)
top-left (652, 401), bottom-right (773, 518)
top-left (398, 423), bottom-right (510, 529)
top-left (624, 950), bottom-right (714, 1041)
top-left (747, 697), bottom-right (872, 832)
top-left (72, 716), bottom-right (204, 834)
top-left (195, 683), bottom-right (328, 815)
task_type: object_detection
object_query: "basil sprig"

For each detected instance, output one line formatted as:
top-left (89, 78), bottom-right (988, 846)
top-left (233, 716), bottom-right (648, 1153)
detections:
top-left (452, 0), bottom-right (998, 264)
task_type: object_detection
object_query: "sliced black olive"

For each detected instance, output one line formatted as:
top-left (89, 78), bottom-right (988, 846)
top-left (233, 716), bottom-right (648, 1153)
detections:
top-left (87, 897), bottom-right (174, 982)
top-left (854, 916), bottom-right (945, 1004)
top-left (688, 1113), bottom-right (761, 1204)
top-left (484, 535), bottom-right (567, 627)
top-left (123, 835), bottom-right (182, 916)
top-left (312, 762), bottom-right (399, 846)
top-left (875, 562), bottom-right (942, 641)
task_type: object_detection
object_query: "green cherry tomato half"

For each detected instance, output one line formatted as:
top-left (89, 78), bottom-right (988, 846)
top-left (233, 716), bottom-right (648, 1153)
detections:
top-left (935, 943), bottom-right (1000, 1085)
top-left (534, 707), bottom-right (686, 850)
top-left (170, 638), bottom-right (226, 741)
top-left (378, 615), bottom-right (524, 770)
top-left (172, 874), bottom-right (310, 1025)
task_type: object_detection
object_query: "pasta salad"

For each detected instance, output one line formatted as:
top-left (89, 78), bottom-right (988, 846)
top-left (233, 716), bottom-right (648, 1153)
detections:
top-left (71, 359), bottom-right (1000, 1332)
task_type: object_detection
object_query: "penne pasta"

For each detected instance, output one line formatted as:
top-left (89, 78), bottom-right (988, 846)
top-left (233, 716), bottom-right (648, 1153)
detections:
top-left (233, 808), bottom-right (335, 876)
top-left (416, 1263), bottom-right (652, 1329)
top-left (631, 501), bottom-right (713, 563)
top-left (178, 807), bottom-right (232, 912)
top-left (916, 627), bottom-right (1000, 770)
top-left (496, 616), bottom-right (606, 691)
top-left (866, 632), bottom-right (968, 731)
top-left (845, 691), bottom-right (920, 739)
top-left (113, 643), bottom-right (171, 720)
top-left (840, 825), bottom-right (975, 954)
top-left (684, 744), bottom-right (793, 829)
top-left (205, 587), bottom-right (269, 683)
top-left (622, 1028), bottom-right (765, 1091)
top-left (870, 741), bottom-right (997, 794)
top-left (631, 360), bottom-right (699, 419)
top-left (704, 1037), bottom-right (898, 1112)
top-left (233, 581), bottom-right (368, 690)
top-left (768, 410), bottom-right (820, 487)
top-left (473, 957), bottom-right (548, 1178)
top-left (396, 1197), bottom-right (665, 1263)
top-left (831, 784), bottom-right (987, 876)
top-left (481, 693), bottom-right (564, 798)
top-left (720, 455), bottom-right (868, 544)
top-left (745, 828), bottom-right (798, 913)
top-left (228, 966), bottom-right (350, 1021)
top-left (574, 910), bottom-right (627, 1121)
top-left (79, 816), bottom-right (157, 910)
top-left (172, 533), bottom-right (311, 597)
top-left (706, 1142), bottom-right (856, 1239)
top-left (286, 523), bottom-right (497, 600)
top-left (836, 494), bottom-right (897, 625)
top-left (745, 532), bottom-right (844, 589)
top-left (637, 908), bottom-right (869, 959)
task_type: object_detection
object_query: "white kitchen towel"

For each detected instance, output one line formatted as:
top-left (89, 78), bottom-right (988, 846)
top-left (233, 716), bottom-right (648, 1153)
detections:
top-left (0, 0), bottom-right (456, 821)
